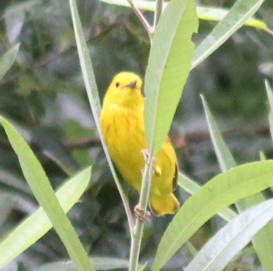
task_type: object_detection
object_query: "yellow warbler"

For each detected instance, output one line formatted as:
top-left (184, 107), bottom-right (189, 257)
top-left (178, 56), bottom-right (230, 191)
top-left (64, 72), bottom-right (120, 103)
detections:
top-left (100, 72), bottom-right (180, 216)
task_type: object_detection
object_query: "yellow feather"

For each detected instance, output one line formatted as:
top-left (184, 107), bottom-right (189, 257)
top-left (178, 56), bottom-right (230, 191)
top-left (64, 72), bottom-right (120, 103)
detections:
top-left (100, 72), bottom-right (180, 216)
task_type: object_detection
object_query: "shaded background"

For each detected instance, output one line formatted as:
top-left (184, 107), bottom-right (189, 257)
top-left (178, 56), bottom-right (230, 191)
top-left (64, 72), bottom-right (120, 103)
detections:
top-left (0, 0), bottom-right (273, 270)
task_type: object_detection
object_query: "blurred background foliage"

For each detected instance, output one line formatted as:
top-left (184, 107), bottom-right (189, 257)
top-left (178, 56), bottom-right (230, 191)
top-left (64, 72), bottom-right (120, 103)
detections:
top-left (0, 0), bottom-right (273, 270)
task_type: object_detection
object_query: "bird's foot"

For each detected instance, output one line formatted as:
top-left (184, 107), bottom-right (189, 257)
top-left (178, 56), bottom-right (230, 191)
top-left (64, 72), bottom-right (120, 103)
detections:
top-left (141, 149), bottom-right (161, 176)
top-left (141, 149), bottom-right (151, 163)
top-left (134, 205), bottom-right (151, 221)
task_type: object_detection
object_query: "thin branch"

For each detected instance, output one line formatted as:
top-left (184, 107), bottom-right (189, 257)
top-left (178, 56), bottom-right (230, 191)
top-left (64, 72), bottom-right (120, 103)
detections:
top-left (129, 152), bottom-right (154, 271)
top-left (266, 28), bottom-right (273, 36)
top-left (127, 0), bottom-right (154, 41)
top-left (61, 125), bottom-right (271, 150)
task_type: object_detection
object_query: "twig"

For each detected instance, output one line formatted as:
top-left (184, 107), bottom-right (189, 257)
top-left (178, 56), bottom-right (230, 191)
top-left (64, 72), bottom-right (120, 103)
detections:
top-left (266, 28), bottom-right (273, 36)
top-left (60, 125), bottom-right (271, 150)
top-left (129, 151), bottom-right (154, 271)
top-left (127, 0), bottom-right (154, 41)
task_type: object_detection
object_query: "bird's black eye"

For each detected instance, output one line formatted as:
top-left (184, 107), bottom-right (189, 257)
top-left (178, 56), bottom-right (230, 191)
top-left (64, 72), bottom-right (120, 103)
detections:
top-left (115, 82), bottom-right (120, 88)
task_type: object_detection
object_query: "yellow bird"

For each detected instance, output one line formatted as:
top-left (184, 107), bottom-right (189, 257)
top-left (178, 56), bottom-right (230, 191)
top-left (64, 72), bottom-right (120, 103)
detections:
top-left (100, 72), bottom-right (180, 216)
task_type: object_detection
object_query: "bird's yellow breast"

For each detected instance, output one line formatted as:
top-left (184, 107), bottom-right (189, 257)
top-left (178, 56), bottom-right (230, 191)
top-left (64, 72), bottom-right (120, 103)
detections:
top-left (101, 103), bottom-right (146, 191)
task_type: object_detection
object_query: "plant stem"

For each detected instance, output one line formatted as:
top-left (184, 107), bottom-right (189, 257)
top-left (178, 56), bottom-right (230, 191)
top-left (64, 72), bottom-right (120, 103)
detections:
top-left (129, 152), bottom-right (154, 271)
top-left (154, 0), bottom-right (164, 27)
top-left (266, 28), bottom-right (273, 36)
top-left (127, 0), bottom-right (154, 41)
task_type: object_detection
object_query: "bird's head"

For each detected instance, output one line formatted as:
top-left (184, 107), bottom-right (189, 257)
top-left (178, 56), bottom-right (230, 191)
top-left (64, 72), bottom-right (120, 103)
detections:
top-left (103, 72), bottom-right (144, 108)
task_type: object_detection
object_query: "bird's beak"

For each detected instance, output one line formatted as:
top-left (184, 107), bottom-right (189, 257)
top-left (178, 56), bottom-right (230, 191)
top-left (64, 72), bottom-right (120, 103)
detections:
top-left (125, 80), bottom-right (137, 89)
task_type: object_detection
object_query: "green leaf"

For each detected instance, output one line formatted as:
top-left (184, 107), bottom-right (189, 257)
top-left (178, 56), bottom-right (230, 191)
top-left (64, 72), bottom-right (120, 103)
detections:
top-left (201, 95), bottom-right (236, 172)
top-left (152, 161), bottom-right (273, 271)
top-left (69, 0), bottom-right (101, 127)
top-left (137, 263), bottom-right (147, 271)
top-left (0, 117), bottom-right (94, 271)
top-left (178, 172), bottom-right (200, 195)
top-left (0, 167), bottom-right (91, 269)
top-left (185, 199), bottom-right (273, 271)
top-left (144, 0), bottom-right (198, 155)
top-left (197, 5), bottom-right (266, 30)
top-left (266, 81), bottom-right (273, 113)
top-left (100, 1), bottom-right (267, 31)
top-left (201, 95), bottom-right (239, 221)
top-left (0, 44), bottom-right (20, 82)
top-left (192, 0), bottom-right (265, 69)
top-left (181, 94), bottom-right (239, 220)
top-left (265, 81), bottom-right (273, 141)
top-left (30, 257), bottom-right (130, 271)
top-left (178, 172), bottom-right (237, 222)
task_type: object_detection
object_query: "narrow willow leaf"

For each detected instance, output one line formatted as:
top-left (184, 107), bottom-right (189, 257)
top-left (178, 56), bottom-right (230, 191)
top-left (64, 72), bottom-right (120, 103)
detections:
top-left (0, 44), bottom-right (20, 81)
top-left (30, 257), bottom-right (130, 271)
top-left (266, 81), bottom-right (273, 113)
top-left (152, 161), bottom-right (273, 271)
top-left (184, 98), bottom-right (237, 221)
top-left (100, 0), bottom-right (267, 31)
top-left (0, 117), bottom-right (94, 271)
top-left (197, 6), bottom-right (266, 30)
top-left (265, 81), bottom-right (273, 141)
top-left (192, 0), bottom-right (265, 69)
top-left (69, 0), bottom-right (100, 125)
top-left (137, 263), bottom-right (147, 271)
top-left (185, 200), bottom-right (273, 271)
top-left (269, 111), bottom-right (273, 142)
top-left (69, 0), bottom-right (133, 228)
top-left (144, 0), bottom-right (198, 155)
top-left (178, 172), bottom-right (200, 195)
top-left (201, 95), bottom-right (236, 172)
top-left (178, 172), bottom-right (237, 221)
top-left (0, 167), bottom-right (91, 269)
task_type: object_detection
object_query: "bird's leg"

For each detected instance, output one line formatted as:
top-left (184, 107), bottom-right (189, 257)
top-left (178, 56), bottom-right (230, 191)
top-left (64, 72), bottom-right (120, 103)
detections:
top-left (134, 204), bottom-right (151, 221)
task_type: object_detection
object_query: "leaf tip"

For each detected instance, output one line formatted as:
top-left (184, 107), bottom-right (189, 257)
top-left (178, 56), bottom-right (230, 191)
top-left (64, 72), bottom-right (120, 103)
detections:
top-left (13, 43), bottom-right (20, 50)
top-left (0, 116), bottom-right (5, 124)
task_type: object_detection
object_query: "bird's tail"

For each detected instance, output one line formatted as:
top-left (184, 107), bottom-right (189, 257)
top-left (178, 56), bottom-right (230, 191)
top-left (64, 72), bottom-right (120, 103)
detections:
top-left (149, 193), bottom-right (180, 216)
